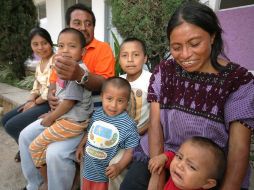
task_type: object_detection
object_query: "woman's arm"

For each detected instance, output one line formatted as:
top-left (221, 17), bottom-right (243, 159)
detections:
top-left (148, 102), bottom-right (165, 190)
top-left (221, 121), bottom-right (251, 190)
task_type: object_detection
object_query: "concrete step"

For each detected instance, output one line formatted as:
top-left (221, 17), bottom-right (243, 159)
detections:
top-left (0, 82), bottom-right (30, 114)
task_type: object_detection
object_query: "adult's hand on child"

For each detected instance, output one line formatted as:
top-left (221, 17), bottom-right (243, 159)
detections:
top-left (48, 89), bottom-right (58, 110)
top-left (148, 154), bottom-right (167, 175)
top-left (54, 54), bottom-right (83, 81)
top-left (105, 163), bottom-right (121, 179)
top-left (41, 113), bottom-right (54, 127)
top-left (75, 145), bottom-right (84, 163)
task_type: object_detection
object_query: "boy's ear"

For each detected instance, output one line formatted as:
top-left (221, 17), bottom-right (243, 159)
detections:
top-left (202, 179), bottom-right (217, 189)
top-left (82, 48), bottom-right (86, 56)
top-left (144, 55), bottom-right (148, 64)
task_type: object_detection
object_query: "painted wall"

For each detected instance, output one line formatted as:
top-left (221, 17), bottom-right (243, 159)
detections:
top-left (217, 5), bottom-right (254, 70)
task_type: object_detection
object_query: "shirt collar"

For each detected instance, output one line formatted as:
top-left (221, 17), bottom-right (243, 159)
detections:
top-left (86, 38), bottom-right (98, 50)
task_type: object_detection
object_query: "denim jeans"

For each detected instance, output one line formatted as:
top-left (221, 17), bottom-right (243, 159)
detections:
top-left (1, 102), bottom-right (50, 143)
top-left (19, 119), bottom-right (83, 190)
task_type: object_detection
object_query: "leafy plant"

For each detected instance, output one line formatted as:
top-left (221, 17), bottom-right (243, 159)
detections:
top-left (108, 0), bottom-right (185, 71)
top-left (0, 0), bottom-right (38, 79)
top-left (111, 31), bottom-right (124, 76)
top-left (0, 63), bottom-right (33, 90)
top-left (17, 75), bottom-right (34, 90)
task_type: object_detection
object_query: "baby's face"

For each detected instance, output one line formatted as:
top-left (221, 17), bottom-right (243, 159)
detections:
top-left (170, 142), bottom-right (216, 189)
top-left (57, 32), bottom-right (84, 61)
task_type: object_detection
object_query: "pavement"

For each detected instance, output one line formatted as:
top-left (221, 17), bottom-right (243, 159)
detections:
top-left (0, 82), bottom-right (253, 189)
top-left (0, 82), bottom-right (28, 189)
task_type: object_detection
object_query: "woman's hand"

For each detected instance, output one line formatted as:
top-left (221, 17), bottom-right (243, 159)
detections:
top-left (19, 101), bottom-right (36, 112)
top-left (148, 154), bottom-right (167, 175)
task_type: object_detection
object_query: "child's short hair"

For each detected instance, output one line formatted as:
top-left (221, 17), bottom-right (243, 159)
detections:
top-left (102, 77), bottom-right (131, 100)
top-left (184, 136), bottom-right (226, 187)
top-left (58, 28), bottom-right (86, 48)
top-left (120, 37), bottom-right (147, 56)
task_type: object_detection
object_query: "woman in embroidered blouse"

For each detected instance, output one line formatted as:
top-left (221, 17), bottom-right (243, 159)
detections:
top-left (1, 27), bottom-right (54, 162)
top-left (120, 2), bottom-right (254, 190)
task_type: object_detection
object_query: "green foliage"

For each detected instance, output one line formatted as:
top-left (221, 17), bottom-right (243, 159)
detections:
top-left (108, 0), bottom-right (184, 71)
top-left (111, 31), bottom-right (124, 76)
top-left (0, 64), bottom-right (34, 90)
top-left (0, 0), bottom-right (38, 79)
top-left (17, 75), bottom-right (34, 90)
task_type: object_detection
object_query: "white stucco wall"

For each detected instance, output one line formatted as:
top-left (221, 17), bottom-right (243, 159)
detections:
top-left (92, 0), bottom-right (106, 41)
top-left (45, 0), bottom-right (64, 44)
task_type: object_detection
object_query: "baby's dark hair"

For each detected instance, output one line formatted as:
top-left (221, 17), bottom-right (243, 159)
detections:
top-left (184, 136), bottom-right (226, 188)
top-left (120, 37), bottom-right (147, 56)
top-left (101, 77), bottom-right (131, 100)
top-left (58, 28), bottom-right (86, 48)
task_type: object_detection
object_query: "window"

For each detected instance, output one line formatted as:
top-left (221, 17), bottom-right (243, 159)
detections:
top-left (220, 0), bottom-right (254, 9)
top-left (64, 0), bottom-right (92, 11)
top-left (37, 2), bottom-right (46, 19)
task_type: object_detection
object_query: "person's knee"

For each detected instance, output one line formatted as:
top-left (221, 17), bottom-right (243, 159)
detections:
top-left (3, 120), bottom-right (13, 134)
top-left (46, 145), bottom-right (66, 165)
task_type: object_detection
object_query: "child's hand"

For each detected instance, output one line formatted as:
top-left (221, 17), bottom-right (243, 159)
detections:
top-left (105, 163), bottom-right (121, 179)
top-left (41, 114), bottom-right (54, 127)
top-left (148, 154), bottom-right (167, 175)
top-left (75, 145), bottom-right (84, 163)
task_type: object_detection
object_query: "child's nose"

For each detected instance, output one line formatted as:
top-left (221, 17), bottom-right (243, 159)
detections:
top-left (110, 100), bottom-right (117, 108)
top-left (176, 161), bottom-right (184, 170)
top-left (128, 55), bottom-right (133, 62)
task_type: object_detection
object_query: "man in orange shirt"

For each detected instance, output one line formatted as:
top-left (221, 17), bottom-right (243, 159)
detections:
top-left (49, 3), bottom-right (115, 109)
top-left (19, 4), bottom-right (115, 190)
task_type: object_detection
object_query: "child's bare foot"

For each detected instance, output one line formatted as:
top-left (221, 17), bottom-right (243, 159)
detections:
top-left (39, 182), bottom-right (48, 190)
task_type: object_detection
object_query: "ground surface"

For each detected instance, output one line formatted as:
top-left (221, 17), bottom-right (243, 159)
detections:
top-left (0, 126), bottom-right (26, 190)
top-left (0, 119), bottom-right (253, 190)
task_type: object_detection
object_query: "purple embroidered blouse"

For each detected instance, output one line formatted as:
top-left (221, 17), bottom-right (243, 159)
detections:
top-left (143, 59), bottom-right (254, 188)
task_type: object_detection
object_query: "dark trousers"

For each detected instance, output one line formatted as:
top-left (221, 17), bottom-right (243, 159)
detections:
top-left (1, 102), bottom-right (50, 143)
top-left (120, 161), bottom-right (151, 190)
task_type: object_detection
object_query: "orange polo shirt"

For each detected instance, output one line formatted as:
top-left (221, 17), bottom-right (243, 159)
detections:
top-left (50, 38), bottom-right (115, 83)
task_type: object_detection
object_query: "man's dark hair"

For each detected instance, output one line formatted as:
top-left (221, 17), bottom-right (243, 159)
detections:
top-left (58, 28), bottom-right (86, 48)
top-left (101, 77), bottom-right (131, 100)
top-left (65, 3), bottom-right (96, 26)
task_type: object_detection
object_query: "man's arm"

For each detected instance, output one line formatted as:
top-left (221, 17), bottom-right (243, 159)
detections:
top-left (148, 102), bottom-right (165, 190)
top-left (221, 121), bottom-right (251, 190)
top-left (54, 55), bottom-right (105, 91)
top-left (47, 83), bottom-right (59, 110)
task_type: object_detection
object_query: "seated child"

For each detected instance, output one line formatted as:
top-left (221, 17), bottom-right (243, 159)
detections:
top-left (119, 37), bottom-right (151, 135)
top-left (29, 28), bottom-right (93, 179)
top-left (109, 37), bottom-right (152, 190)
top-left (148, 136), bottom-right (226, 190)
top-left (79, 77), bottom-right (140, 190)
